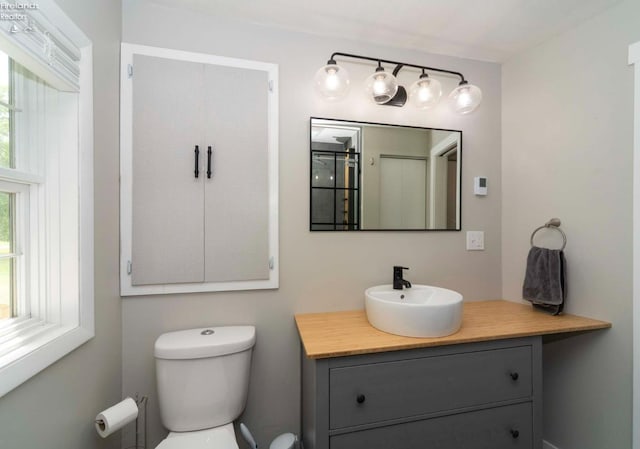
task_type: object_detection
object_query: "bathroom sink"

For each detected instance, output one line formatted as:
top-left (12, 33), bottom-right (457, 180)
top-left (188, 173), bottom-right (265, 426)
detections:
top-left (365, 284), bottom-right (463, 338)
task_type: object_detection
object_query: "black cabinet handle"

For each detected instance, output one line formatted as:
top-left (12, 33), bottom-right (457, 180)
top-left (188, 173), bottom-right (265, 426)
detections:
top-left (194, 145), bottom-right (200, 178)
top-left (510, 372), bottom-right (519, 381)
top-left (207, 146), bottom-right (212, 178)
top-left (510, 429), bottom-right (520, 439)
top-left (356, 394), bottom-right (366, 404)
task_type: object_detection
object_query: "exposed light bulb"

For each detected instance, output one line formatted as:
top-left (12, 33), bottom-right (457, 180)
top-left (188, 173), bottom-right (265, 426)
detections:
top-left (457, 87), bottom-right (472, 107)
top-left (418, 85), bottom-right (432, 102)
top-left (325, 67), bottom-right (339, 91)
top-left (373, 75), bottom-right (387, 96)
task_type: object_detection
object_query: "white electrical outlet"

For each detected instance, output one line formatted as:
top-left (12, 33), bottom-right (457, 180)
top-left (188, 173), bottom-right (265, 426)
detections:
top-left (466, 231), bottom-right (485, 250)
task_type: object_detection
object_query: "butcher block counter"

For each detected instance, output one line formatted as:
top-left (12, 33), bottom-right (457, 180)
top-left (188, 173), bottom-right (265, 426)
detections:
top-left (295, 299), bottom-right (610, 359)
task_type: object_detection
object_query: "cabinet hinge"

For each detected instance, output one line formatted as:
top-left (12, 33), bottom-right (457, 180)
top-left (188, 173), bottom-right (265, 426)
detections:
top-left (268, 79), bottom-right (274, 93)
top-left (128, 64), bottom-right (133, 79)
top-left (268, 256), bottom-right (274, 270)
top-left (127, 260), bottom-right (132, 275)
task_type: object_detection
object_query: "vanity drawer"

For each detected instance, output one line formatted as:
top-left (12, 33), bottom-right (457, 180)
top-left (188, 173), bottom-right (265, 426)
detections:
top-left (330, 402), bottom-right (532, 449)
top-left (329, 346), bottom-right (531, 429)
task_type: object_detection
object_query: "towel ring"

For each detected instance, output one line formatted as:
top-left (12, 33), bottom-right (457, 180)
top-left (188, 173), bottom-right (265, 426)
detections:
top-left (530, 218), bottom-right (567, 250)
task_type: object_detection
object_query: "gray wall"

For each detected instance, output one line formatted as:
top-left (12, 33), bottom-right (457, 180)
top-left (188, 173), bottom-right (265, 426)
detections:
top-left (122, 1), bottom-right (502, 447)
top-left (0, 1), bottom-right (123, 448)
top-left (502, 1), bottom-right (638, 447)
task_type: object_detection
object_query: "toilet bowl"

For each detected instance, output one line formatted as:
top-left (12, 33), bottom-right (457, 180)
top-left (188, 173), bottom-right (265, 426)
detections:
top-left (156, 423), bottom-right (238, 449)
top-left (153, 326), bottom-right (256, 449)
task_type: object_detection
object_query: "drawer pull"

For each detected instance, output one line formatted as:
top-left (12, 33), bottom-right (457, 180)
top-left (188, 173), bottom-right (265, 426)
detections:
top-left (510, 372), bottom-right (519, 381)
top-left (510, 429), bottom-right (520, 439)
top-left (356, 394), bottom-right (366, 404)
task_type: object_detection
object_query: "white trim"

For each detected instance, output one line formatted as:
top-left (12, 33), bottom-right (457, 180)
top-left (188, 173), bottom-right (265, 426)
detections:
top-left (122, 43), bottom-right (277, 74)
top-left (120, 43), bottom-right (279, 296)
top-left (77, 45), bottom-right (94, 337)
top-left (630, 40), bottom-right (640, 449)
top-left (430, 132), bottom-right (459, 157)
top-left (629, 42), bottom-right (640, 65)
top-left (0, 325), bottom-right (92, 397)
top-left (429, 132), bottom-right (461, 229)
top-left (0, 167), bottom-right (44, 184)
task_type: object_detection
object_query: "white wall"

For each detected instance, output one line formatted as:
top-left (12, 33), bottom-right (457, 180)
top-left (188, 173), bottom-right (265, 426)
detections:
top-left (121, 1), bottom-right (502, 447)
top-left (0, 1), bottom-right (123, 448)
top-left (502, 1), bottom-right (639, 447)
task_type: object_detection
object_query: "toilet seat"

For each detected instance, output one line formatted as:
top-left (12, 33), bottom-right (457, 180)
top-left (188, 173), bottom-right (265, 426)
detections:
top-left (156, 423), bottom-right (239, 449)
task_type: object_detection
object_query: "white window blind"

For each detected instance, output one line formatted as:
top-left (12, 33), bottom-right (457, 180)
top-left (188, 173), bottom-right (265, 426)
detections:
top-left (0, 1), bottom-right (80, 91)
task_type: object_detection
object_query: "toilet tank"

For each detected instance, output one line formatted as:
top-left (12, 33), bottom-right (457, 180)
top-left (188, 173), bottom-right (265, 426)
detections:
top-left (154, 326), bottom-right (256, 432)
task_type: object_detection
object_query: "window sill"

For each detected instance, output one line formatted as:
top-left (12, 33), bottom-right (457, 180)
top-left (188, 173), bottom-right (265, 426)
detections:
top-left (0, 322), bottom-right (93, 397)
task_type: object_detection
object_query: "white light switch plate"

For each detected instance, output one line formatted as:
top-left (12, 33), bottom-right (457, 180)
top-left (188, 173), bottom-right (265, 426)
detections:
top-left (466, 231), bottom-right (485, 250)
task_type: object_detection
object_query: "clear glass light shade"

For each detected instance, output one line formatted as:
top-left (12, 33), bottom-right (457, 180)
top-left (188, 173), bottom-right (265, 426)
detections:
top-left (314, 63), bottom-right (350, 100)
top-left (449, 82), bottom-right (482, 114)
top-left (364, 70), bottom-right (398, 104)
top-left (408, 77), bottom-right (442, 109)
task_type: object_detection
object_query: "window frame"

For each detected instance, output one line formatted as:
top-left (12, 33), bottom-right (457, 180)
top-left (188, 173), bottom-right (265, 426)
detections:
top-left (0, 1), bottom-right (93, 398)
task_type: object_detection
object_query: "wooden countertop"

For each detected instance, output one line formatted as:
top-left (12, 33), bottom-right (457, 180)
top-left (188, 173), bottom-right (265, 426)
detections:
top-left (295, 300), bottom-right (611, 359)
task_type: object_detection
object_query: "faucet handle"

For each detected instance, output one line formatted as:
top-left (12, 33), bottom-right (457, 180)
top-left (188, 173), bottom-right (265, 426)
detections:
top-left (394, 266), bottom-right (409, 272)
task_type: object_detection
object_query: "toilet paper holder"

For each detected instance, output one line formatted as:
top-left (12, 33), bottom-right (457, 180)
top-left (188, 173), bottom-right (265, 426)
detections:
top-left (95, 394), bottom-right (148, 449)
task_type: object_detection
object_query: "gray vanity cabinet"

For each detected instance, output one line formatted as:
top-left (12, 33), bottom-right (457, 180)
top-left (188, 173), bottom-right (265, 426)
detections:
top-left (120, 43), bottom-right (279, 296)
top-left (302, 337), bottom-right (542, 449)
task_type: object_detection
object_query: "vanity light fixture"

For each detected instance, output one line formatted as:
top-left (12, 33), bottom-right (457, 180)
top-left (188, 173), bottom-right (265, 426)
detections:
top-left (314, 52), bottom-right (482, 114)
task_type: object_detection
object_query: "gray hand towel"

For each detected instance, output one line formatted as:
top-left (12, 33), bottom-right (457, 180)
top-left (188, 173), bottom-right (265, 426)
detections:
top-left (522, 246), bottom-right (565, 309)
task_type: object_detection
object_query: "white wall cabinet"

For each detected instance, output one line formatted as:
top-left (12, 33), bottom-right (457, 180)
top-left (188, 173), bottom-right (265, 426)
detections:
top-left (120, 44), bottom-right (278, 296)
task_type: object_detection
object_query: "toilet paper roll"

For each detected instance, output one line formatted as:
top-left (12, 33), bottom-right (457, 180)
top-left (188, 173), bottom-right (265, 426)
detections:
top-left (95, 397), bottom-right (138, 438)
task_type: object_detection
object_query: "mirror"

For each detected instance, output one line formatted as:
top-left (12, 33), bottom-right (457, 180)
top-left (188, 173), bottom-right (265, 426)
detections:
top-left (310, 118), bottom-right (461, 231)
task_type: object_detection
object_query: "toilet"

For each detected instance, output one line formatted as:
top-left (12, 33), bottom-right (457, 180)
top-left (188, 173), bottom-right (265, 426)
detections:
top-left (154, 325), bottom-right (256, 449)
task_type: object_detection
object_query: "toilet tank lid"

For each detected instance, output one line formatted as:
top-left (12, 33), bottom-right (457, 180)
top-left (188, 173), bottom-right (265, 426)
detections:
top-left (154, 326), bottom-right (256, 360)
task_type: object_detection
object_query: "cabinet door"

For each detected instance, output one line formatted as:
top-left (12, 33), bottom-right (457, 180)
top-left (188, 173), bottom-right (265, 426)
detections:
top-left (202, 64), bottom-right (270, 282)
top-left (131, 55), bottom-right (205, 285)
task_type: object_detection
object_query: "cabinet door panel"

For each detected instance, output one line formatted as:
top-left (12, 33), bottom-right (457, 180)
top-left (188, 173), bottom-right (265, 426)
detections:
top-left (329, 346), bottom-right (532, 429)
top-left (132, 55), bottom-right (205, 285)
top-left (203, 64), bottom-right (269, 282)
top-left (330, 403), bottom-right (532, 449)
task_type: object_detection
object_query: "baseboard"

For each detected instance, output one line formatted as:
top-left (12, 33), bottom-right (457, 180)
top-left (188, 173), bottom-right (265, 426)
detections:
top-left (543, 440), bottom-right (561, 449)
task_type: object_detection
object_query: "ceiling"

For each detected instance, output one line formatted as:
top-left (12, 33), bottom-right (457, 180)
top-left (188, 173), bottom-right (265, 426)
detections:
top-left (150, 0), bottom-right (621, 62)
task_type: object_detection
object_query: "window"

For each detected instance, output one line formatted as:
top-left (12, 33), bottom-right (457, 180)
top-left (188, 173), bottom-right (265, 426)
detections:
top-left (0, 1), bottom-right (93, 397)
top-left (0, 52), bottom-right (31, 324)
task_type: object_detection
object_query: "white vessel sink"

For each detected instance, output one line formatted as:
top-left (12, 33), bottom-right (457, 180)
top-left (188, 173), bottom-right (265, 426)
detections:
top-left (365, 284), bottom-right (463, 338)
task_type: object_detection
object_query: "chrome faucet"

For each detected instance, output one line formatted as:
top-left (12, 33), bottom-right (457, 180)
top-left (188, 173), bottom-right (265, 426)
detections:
top-left (393, 266), bottom-right (412, 290)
